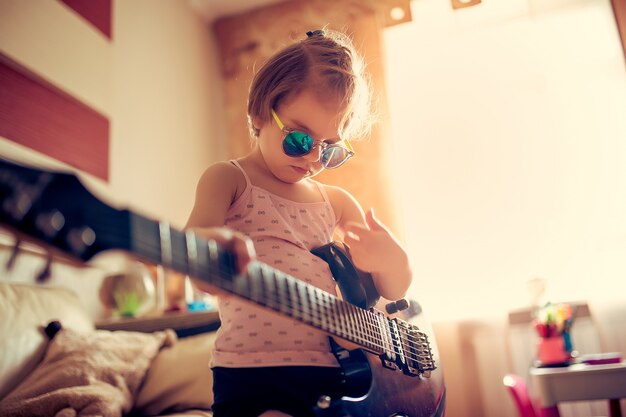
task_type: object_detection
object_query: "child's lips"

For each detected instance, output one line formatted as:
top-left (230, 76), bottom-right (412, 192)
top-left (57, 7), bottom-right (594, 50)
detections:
top-left (291, 165), bottom-right (310, 175)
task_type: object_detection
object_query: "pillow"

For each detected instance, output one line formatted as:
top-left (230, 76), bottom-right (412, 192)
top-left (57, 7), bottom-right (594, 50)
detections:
top-left (0, 326), bottom-right (175, 417)
top-left (133, 331), bottom-right (217, 415)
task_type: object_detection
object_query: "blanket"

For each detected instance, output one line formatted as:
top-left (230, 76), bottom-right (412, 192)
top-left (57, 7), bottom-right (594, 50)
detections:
top-left (0, 326), bottom-right (176, 417)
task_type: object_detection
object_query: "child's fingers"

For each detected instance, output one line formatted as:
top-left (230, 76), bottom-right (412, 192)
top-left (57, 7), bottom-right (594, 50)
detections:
top-left (365, 208), bottom-right (386, 231)
top-left (188, 227), bottom-right (255, 274)
top-left (232, 233), bottom-right (256, 274)
top-left (342, 221), bottom-right (369, 237)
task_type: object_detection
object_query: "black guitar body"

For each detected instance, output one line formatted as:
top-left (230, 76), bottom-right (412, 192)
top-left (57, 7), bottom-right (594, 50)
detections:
top-left (312, 243), bottom-right (446, 416)
top-left (338, 333), bottom-right (445, 417)
top-left (318, 311), bottom-right (445, 417)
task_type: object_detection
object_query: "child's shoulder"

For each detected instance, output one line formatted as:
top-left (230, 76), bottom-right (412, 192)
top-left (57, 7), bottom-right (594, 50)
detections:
top-left (196, 160), bottom-right (247, 198)
top-left (201, 161), bottom-right (245, 180)
top-left (317, 182), bottom-right (358, 205)
top-left (316, 182), bottom-right (362, 222)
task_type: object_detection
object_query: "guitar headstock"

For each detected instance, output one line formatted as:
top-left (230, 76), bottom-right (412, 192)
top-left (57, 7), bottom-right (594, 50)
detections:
top-left (0, 158), bottom-right (130, 262)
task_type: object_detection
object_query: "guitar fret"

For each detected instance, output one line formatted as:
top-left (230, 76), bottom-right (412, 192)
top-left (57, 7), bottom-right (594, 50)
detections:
top-left (159, 222), bottom-right (172, 267)
top-left (309, 287), bottom-right (321, 328)
top-left (260, 264), bottom-right (278, 310)
top-left (310, 289), bottom-right (320, 328)
top-left (355, 307), bottom-right (369, 348)
top-left (275, 273), bottom-right (290, 315)
top-left (185, 230), bottom-right (198, 277)
top-left (296, 280), bottom-right (311, 324)
top-left (249, 266), bottom-right (263, 303)
top-left (334, 297), bottom-right (346, 338)
top-left (319, 292), bottom-right (330, 332)
top-left (349, 305), bottom-right (361, 344)
top-left (286, 276), bottom-right (299, 320)
top-left (337, 299), bottom-right (348, 338)
top-left (361, 310), bottom-right (372, 348)
top-left (327, 294), bottom-right (337, 334)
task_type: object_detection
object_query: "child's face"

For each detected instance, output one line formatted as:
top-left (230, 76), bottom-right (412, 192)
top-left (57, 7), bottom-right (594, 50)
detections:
top-left (256, 89), bottom-right (345, 183)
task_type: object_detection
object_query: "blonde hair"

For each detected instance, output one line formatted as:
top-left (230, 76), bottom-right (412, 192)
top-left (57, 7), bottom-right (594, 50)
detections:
top-left (247, 29), bottom-right (372, 141)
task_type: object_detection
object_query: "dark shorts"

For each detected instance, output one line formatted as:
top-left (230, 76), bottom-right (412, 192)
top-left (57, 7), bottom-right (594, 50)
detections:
top-left (211, 366), bottom-right (344, 417)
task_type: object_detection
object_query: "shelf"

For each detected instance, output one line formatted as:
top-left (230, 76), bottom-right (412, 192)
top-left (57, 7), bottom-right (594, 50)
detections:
top-left (96, 310), bottom-right (220, 337)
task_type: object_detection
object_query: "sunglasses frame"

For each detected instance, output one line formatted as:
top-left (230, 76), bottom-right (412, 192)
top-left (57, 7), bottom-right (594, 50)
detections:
top-left (271, 109), bottom-right (354, 169)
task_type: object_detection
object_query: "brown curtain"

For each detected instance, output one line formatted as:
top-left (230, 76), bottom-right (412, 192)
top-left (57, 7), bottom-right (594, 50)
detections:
top-left (213, 0), bottom-right (405, 237)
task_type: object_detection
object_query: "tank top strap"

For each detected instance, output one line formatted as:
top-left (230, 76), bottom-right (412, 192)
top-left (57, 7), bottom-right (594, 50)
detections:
top-left (229, 159), bottom-right (252, 188)
top-left (311, 180), bottom-right (332, 206)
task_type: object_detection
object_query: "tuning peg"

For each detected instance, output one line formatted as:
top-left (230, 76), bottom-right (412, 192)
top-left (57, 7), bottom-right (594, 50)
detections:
top-left (2, 192), bottom-right (32, 221)
top-left (385, 298), bottom-right (410, 315)
top-left (35, 210), bottom-right (65, 239)
top-left (66, 226), bottom-right (96, 256)
top-left (35, 254), bottom-right (52, 283)
top-left (5, 238), bottom-right (21, 271)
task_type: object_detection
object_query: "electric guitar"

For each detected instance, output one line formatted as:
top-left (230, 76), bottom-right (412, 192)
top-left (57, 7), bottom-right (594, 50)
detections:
top-left (0, 158), bottom-right (445, 417)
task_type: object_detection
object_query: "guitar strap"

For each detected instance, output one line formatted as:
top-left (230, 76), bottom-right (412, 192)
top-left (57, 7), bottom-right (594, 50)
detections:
top-left (311, 241), bottom-right (380, 310)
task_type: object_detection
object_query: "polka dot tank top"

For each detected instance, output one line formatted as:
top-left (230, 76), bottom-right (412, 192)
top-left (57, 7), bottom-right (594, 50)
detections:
top-left (210, 160), bottom-right (340, 368)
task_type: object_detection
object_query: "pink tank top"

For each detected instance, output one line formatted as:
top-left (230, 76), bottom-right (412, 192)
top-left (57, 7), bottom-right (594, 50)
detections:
top-left (210, 160), bottom-right (340, 368)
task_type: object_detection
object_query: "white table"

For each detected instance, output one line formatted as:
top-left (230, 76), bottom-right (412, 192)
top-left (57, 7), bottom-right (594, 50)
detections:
top-left (530, 361), bottom-right (626, 417)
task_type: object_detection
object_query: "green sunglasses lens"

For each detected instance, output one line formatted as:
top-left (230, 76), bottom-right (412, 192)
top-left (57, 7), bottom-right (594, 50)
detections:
top-left (283, 131), bottom-right (314, 156)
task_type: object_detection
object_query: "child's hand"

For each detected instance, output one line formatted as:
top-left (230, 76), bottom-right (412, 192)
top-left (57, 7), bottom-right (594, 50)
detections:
top-left (342, 209), bottom-right (411, 300)
top-left (189, 227), bottom-right (256, 274)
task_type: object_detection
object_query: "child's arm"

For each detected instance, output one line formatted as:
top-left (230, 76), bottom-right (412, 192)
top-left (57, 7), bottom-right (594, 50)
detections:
top-left (328, 186), bottom-right (412, 301)
top-left (185, 162), bottom-right (255, 275)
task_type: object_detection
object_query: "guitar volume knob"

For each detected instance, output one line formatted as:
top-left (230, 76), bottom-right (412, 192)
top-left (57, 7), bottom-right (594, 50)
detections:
top-left (316, 395), bottom-right (332, 409)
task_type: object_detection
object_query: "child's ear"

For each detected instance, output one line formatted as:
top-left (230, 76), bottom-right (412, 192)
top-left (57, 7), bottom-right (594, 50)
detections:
top-left (252, 115), bottom-right (264, 130)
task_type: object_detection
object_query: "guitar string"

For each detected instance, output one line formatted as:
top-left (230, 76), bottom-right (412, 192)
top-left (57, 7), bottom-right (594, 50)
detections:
top-left (136, 234), bottom-right (386, 350)
top-left (137, 236), bottom-right (433, 366)
top-left (140, 238), bottom-right (433, 366)
top-left (211, 265), bottom-right (432, 366)
top-left (183, 256), bottom-right (432, 365)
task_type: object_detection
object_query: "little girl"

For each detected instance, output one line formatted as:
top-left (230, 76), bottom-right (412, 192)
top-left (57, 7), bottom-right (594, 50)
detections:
top-left (185, 29), bottom-right (412, 417)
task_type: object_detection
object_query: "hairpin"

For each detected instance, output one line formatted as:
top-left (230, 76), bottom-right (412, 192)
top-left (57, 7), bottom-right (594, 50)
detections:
top-left (306, 30), bottom-right (324, 38)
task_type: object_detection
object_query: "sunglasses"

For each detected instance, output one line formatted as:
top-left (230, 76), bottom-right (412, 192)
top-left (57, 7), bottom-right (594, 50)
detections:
top-left (271, 109), bottom-right (354, 169)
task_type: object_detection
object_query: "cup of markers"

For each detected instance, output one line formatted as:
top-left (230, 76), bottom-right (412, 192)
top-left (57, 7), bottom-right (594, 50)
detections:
top-left (533, 303), bottom-right (575, 366)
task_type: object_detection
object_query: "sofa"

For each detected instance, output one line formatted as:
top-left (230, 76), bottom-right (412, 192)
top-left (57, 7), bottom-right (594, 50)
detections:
top-left (0, 281), bottom-right (216, 417)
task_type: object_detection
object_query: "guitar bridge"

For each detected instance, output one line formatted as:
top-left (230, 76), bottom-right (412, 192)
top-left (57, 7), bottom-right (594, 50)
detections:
top-left (379, 318), bottom-right (437, 378)
top-left (399, 321), bottom-right (436, 378)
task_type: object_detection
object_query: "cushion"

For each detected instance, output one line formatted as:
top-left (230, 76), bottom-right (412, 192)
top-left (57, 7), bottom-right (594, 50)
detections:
top-left (0, 327), bottom-right (175, 417)
top-left (0, 283), bottom-right (94, 400)
top-left (133, 331), bottom-right (216, 415)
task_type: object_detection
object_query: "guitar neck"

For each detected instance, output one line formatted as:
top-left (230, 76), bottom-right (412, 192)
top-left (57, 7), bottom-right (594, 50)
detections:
top-left (129, 213), bottom-right (386, 354)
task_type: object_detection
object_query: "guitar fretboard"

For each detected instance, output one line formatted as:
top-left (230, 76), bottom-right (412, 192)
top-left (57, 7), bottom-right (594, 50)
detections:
top-left (129, 214), bottom-right (435, 372)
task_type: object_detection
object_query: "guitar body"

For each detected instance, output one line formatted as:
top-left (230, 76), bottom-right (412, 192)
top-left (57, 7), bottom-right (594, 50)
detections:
top-left (343, 353), bottom-right (444, 417)
top-left (326, 309), bottom-right (445, 417)
top-left (312, 242), bottom-right (446, 416)
top-left (0, 157), bottom-right (445, 417)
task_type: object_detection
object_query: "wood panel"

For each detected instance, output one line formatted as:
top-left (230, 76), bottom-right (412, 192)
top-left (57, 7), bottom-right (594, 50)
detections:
top-left (59, 0), bottom-right (113, 39)
top-left (611, 0), bottom-right (626, 59)
top-left (0, 54), bottom-right (110, 180)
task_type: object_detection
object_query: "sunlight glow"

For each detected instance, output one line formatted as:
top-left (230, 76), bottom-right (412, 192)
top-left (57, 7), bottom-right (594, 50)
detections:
top-left (383, 0), bottom-right (626, 321)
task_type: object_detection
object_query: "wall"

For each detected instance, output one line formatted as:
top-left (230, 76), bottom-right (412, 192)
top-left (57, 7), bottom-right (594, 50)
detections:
top-left (0, 0), bottom-right (224, 227)
top-left (0, 0), bottom-right (225, 318)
